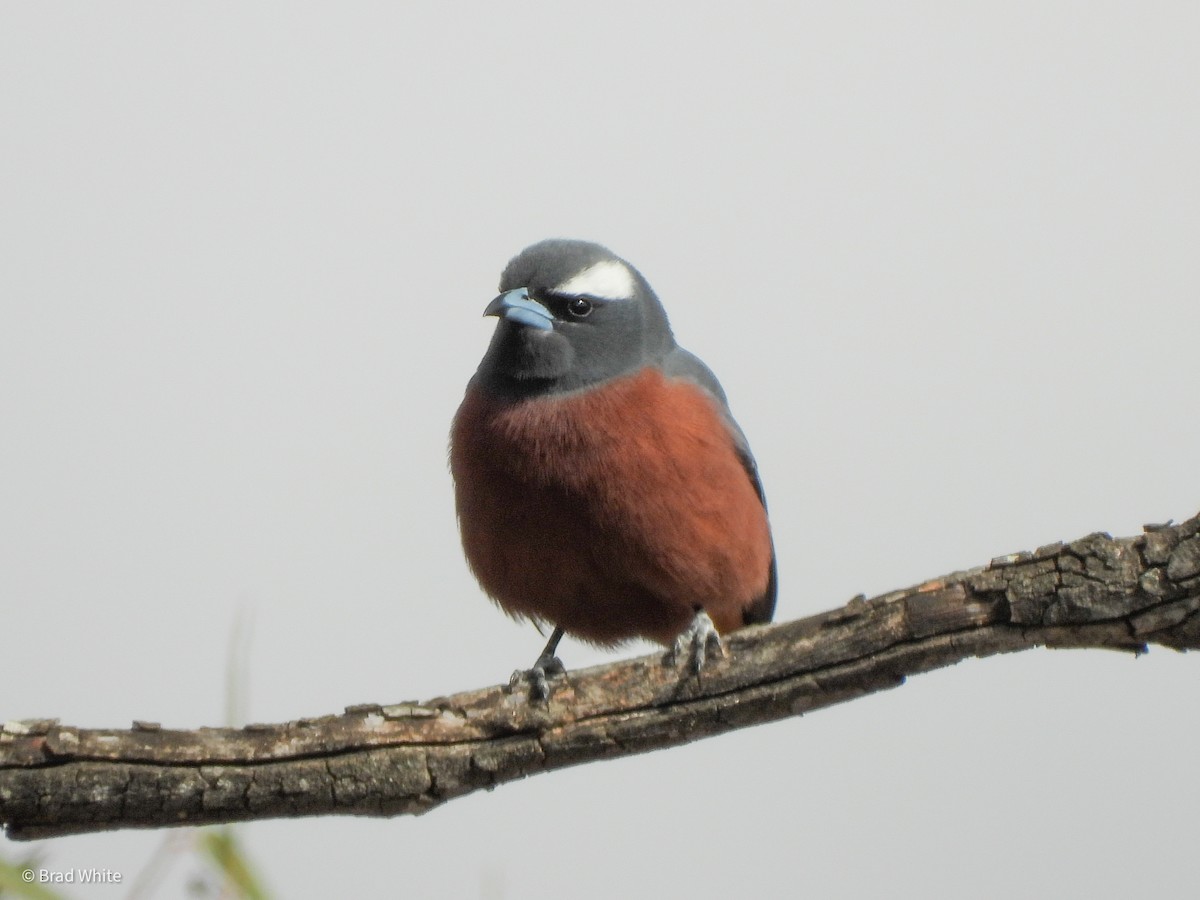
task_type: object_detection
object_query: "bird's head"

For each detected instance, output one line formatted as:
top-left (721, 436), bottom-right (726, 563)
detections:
top-left (475, 239), bottom-right (675, 394)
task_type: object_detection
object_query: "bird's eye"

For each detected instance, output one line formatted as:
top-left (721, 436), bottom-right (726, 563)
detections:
top-left (567, 297), bottom-right (593, 318)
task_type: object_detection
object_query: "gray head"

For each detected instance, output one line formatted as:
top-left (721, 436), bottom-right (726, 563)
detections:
top-left (473, 239), bottom-right (677, 396)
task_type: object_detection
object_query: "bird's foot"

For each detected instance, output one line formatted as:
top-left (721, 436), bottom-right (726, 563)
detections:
top-left (666, 609), bottom-right (727, 674)
top-left (508, 652), bottom-right (566, 700)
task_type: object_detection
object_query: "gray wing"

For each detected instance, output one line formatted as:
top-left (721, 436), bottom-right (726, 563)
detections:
top-left (661, 347), bottom-right (767, 506)
top-left (661, 346), bottom-right (777, 624)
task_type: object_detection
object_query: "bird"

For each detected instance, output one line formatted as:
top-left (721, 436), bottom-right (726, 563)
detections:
top-left (450, 239), bottom-right (776, 697)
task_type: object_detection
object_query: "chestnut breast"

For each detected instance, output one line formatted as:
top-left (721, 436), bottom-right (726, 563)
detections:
top-left (450, 365), bottom-right (772, 646)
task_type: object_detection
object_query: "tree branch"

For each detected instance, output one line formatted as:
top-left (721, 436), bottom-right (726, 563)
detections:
top-left (4, 513), bottom-right (1200, 841)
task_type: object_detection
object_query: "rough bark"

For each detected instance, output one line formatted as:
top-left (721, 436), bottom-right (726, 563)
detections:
top-left (3, 513), bottom-right (1200, 841)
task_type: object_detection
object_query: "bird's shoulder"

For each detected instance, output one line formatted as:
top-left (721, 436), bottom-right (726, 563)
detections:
top-left (659, 347), bottom-right (766, 507)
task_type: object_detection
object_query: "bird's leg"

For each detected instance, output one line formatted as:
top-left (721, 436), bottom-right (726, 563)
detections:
top-left (667, 608), bottom-right (727, 674)
top-left (509, 626), bottom-right (567, 699)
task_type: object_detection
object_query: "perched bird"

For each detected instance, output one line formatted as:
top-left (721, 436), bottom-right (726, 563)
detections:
top-left (450, 239), bottom-right (776, 696)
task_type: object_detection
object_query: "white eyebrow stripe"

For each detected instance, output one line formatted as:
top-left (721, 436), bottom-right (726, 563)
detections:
top-left (552, 259), bottom-right (636, 300)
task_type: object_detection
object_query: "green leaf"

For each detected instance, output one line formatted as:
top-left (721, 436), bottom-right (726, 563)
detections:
top-left (197, 827), bottom-right (271, 900)
top-left (0, 854), bottom-right (66, 900)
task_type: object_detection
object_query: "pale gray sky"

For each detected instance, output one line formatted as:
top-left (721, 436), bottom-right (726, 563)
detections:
top-left (2, 4), bottom-right (1198, 898)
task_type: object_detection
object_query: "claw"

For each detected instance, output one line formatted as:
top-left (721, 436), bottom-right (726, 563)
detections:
top-left (507, 626), bottom-right (567, 700)
top-left (667, 609), bottom-right (727, 674)
top-left (509, 653), bottom-right (566, 700)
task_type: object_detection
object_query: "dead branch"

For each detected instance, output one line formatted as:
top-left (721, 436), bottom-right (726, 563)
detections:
top-left (3, 513), bottom-right (1199, 841)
